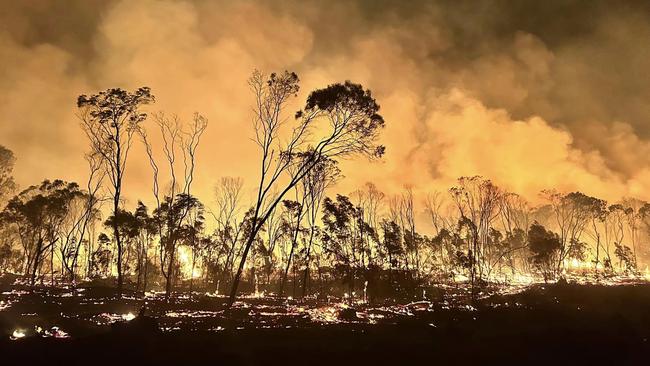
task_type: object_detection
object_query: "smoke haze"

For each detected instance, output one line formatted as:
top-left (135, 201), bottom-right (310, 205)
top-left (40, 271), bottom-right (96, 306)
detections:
top-left (2, 0), bottom-right (650, 209)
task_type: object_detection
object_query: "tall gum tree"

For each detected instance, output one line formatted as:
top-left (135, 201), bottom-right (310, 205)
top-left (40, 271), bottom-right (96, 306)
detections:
top-left (0, 145), bottom-right (17, 208)
top-left (140, 112), bottom-right (207, 300)
top-left (77, 87), bottom-right (154, 297)
top-left (227, 71), bottom-right (385, 307)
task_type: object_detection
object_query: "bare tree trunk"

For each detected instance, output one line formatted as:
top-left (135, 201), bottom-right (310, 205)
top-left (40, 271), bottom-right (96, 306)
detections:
top-left (301, 226), bottom-right (316, 298)
top-left (189, 251), bottom-right (196, 296)
top-left (143, 251), bottom-right (149, 294)
top-left (221, 241), bottom-right (237, 292)
top-left (114, 194), bottom-right (124, 297)
top-left (292, 259), bottom-right (296, 298)
top-left (280, 221), bottom-right (300, 297)
top-left (595, 236), bottom-right (600, 273)
top-left (165, 241), bottom-right (175, 300)
top-left (30, 240), bottom-right (43, 289)
top-left (228, 233), bottom-right (256, 306)
top-left (50, 244), bottom-right (54, 286)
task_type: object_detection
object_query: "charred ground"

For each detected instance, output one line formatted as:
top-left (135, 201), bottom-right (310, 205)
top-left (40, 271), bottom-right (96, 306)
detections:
top-left (1, 276), bottom-right (649, 365)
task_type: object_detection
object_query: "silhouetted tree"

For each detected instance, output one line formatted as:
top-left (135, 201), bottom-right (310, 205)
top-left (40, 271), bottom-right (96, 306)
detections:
top-left (541, 191), bottom-right (600, 275)
top-left (0, 147), bottom-right (19, 273)
top-left (140, 112), bottom-right (207, 300)
top-left (57, 186), bottom-right (90, 282)
top-left (0, 145), bottom-right (17, 209)
top-left (604, 204), bottom-right (628, 272)
top-left (133, 201), bottom-right (155, 292)
top-left (278, 197), bottom-right (306, 297)
top-left (583, 196), bottom-right (607, 271)
top-left (301, 157), bottom-right (340, 297)
top-left (381, 219), bottom-right (402, 272)
top-left (78, 87), bottom-right (154, 296)
top-left (528, 222), bottom-right (561, 282)
top-left (104, 208), bottom-right (141, 285)
top-left (3, 180), bottom-right (82, 288)
top-left (91, 233), bottom-right (113, 278)
top-left (154, 193), bottom-right (204, 299)
top-left (213, 177), bottom-right (245, 292)
top-left (228, 71), bottom-right (385, 306)
top-left (177, 199), bottom-right (205, 295)
top-left (449, 176), bottom-right (501, 290)
top-left (322, 194), bottom-right (374, 298)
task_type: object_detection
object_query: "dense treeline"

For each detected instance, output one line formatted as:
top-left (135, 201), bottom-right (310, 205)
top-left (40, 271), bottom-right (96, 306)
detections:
top-left (0, 71), bottom-right (648, 304)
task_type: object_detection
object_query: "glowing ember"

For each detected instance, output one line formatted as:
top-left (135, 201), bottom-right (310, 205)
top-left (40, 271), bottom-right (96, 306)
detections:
top-left (0, 300), bottom-right (10, 311)
top-left (35, 326), bottom-right (70, 339)
top-left (10, 329), bottom-right (26, 340)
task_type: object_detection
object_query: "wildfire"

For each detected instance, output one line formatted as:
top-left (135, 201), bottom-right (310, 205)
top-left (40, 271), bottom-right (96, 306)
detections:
top-left (177, 246), bottom-right (200, 280)
top-left (95, 312), bottom-right (137, 325)
top-left (9, 326), bottom-right (69, 340)
top-left (307, 305), bottom-right (344, 323)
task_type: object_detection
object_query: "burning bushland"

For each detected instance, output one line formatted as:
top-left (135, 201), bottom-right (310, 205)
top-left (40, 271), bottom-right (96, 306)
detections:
top-left (0, 71), bottom-right (649, 307)
top-left (0, 71), bottom-right (649, 365)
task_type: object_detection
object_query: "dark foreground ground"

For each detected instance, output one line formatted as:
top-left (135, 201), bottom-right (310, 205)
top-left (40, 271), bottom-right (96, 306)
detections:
top-left (1, 280), bottom-right (649, 365)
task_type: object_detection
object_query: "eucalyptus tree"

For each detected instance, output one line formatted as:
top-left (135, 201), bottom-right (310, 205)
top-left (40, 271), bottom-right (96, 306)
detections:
top-left (278, 197), bottom-right (306, 297)
top-left (133, 201), bottom-right (155, 292)
top-left (154, 193), bottom-right (204, 299)
top-left (278, 154), bottom-right (335, 297)
top-left (449, 176), bottom-right (502, 285)
top-left (0, 145), bottom-right (17, 209)
top-left (485, 192), bottom-right (531, 279)
top-left (78, 87), bottom-right (154, 296)
top-left (528, 222), bottom-right (561, 282)
top-left (213, 177), bottom-right (246, 291)
top-left (394, 187), bottom-right (422, 278)
top-left (0, 147), bottom-right (18, 272)
top-left (177, 198), bottom-right (205, 294)
top-left (104, 208), bottom-right (141, 284)
top-left (259, 199), bottom-right (285, 287)
top-left (57, 188), bottom-right (90, 282)
top-left (301, 157), bottom-right (340, 297)
top-left (380, 219), bottom-right (402, 275)
top-left (321, 194), bottom-right (375, 297)
top-left (3, 180), bottom-right (83, 288)
top-left (227, 71), bottom-right (385, 306)
top-left (425, 191), bottom-right (455, 274)
top-left (542, 190), bottom-right (600, 273)
top-left (621, 198), bottom-right (645, 267)
top-left (603, 203), bottom-right (628, 271)
top-left (584, 196), bottom-right (608, 271)
top-left (140, 112), bottom-right (207, 300)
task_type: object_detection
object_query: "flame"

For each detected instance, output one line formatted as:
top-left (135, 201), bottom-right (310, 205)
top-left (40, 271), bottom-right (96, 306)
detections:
top-left (177, 246), bottom-right (201, 280)
top-left (11, 329), bottom-right (26, 340)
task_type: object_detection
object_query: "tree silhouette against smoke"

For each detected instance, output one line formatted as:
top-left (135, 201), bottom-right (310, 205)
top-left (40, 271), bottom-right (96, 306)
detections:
top-left (0, 146), bottom-right (17, 208)
top-left (77, 87), bottom-right (155, 297)
top-left (212, 177), bottom-right (246, 293)
top-left (139, 112), bottom-right (208, 300)
top-left (227, 70), bottom-right (385, 307)
top-left (301, 157), bottom-right (340, 297)
top-left (3, 180), bottom-right (84, 288)
top-left (528, 222), bottom-right (562, 283)
top-left (2, 147), bottom-right (650, 307)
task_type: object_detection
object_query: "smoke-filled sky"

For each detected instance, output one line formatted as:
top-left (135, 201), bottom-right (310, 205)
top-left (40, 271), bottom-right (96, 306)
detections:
top-left (2, 0), bottom-right (650, 209)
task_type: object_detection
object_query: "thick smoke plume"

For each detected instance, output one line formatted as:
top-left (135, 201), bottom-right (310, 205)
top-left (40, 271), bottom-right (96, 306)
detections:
top-left (2, 0), bottom-right (650, 206)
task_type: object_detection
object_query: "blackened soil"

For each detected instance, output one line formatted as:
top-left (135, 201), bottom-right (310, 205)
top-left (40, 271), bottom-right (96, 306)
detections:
top-left (1, 283), bottom-right (650, 365)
